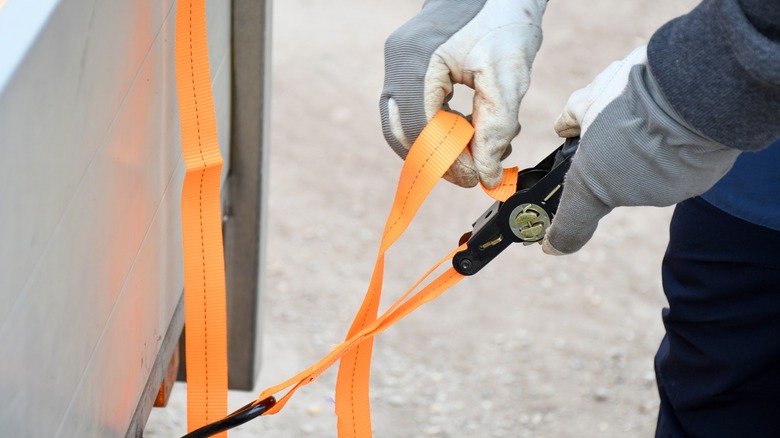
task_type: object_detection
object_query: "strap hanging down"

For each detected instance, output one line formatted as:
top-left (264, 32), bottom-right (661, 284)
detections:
top-left (175, 0), bottom-right (229, 434)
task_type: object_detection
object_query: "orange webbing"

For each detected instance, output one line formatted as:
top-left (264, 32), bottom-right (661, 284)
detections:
top-left (483, 166), bottom-right (519, 203)
top-left (252, 111), bottom-right (520, 437)
top-left (175, 0), bottom-right (228, 435)
top-left (334, 111), bottom-right (474, 437)
top-left (257, 246), bottom-right (466, 414)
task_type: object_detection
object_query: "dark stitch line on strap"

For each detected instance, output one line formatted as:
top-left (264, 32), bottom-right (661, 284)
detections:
top-left (347, 115), bottom-right (463, 434)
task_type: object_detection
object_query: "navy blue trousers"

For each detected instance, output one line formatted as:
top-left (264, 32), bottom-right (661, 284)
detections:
top-left (655, 197), bottom-right (780, 437)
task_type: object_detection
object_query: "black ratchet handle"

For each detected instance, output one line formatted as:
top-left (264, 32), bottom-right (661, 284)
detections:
top-left (452, 137), bottom-right (579, 276)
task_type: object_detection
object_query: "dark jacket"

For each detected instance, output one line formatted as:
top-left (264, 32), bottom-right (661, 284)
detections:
top-left (649, 0), bottom-right (780, 230)
top-left (648, 0), bottom-right (780, 151)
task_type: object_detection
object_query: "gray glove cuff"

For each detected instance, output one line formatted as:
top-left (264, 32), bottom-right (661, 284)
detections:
top-left (570, 64), bottom-right (741, 210)
top-left (380, 0), bottom-right (487, 158)
top-left (545, 53), bottom-right (741, 255)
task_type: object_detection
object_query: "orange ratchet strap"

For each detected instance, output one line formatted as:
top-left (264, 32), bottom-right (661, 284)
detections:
top-left (247, 111), bottom-right (519, 437)
top-left (175, 0), bottom-right (228, 435)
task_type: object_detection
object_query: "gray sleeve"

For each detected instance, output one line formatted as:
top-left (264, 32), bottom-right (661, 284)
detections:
top-left (647, 0), bottom-right (780, 151)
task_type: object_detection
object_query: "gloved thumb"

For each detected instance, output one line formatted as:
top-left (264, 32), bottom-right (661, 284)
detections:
top-left (541, 167), bottom-right (612, 255)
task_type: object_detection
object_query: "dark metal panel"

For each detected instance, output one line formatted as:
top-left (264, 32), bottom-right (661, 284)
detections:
top-left (222, 0), bottom-right (273, 390)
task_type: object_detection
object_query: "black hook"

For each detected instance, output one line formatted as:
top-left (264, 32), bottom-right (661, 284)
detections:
top-left (181, 396), bottom-right (277, 438)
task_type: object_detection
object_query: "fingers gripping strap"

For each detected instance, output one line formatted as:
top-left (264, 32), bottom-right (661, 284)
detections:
top-left (483, 166), bottom-right (519, 202)
top-left (253, 111), bottom-right (517, 436)
top-left (462, 146), bottom-right (519, 203)
top-left (175, 0), bottom-right (228, 434)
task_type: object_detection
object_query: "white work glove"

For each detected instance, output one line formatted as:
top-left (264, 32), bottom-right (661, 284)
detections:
top-left (542, 46), bottom-right (741, 255)
top-left (380, 0), bottom-right (546, 188)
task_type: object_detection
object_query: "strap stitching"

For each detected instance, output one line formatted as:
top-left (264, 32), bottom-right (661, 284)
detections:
top-left (347, 115), bottom-right (461, 435)
top-left (185, 0), bottom-right (212, 417)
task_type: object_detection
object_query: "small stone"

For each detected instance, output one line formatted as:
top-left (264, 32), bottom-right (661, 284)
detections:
top-left (302, 227), bottom-right (319, 240)
top-left (330, 106), bottom-right (352, 124)
top-left (593, 387), bottom-right (609, 402)
top-left (424, 425), bottom-right (441, 436)
top-left (306, 404), bottom-right (322, 416)
top-left (387, 395), bottom-right (405, 407)
top-left (497, 372), bottom-right (516, 384)
top-left (349, 203), bottom-right (366, 217)
top-left (639, 399), bottom-right (658, 414)
top-left (267, 262), bottom-right (285, 276)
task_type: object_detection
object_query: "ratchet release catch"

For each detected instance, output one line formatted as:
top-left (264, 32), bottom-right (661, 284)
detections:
top-left (453, 137), bottom-right (579, 276)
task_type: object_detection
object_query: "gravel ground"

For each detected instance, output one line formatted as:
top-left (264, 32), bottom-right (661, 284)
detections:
top-left (145, 1), bottom-right (698, 436)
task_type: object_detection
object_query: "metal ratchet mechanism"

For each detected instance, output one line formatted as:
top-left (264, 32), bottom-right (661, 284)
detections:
top-left (453, 137), bottom-right (579, 276)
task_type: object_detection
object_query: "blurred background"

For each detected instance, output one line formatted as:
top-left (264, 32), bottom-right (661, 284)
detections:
top-left (146, 0), bottom-right (697, 436)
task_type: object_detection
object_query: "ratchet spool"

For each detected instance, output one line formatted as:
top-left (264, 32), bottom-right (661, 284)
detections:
top-left (453, 136), bottom-right (579, 276)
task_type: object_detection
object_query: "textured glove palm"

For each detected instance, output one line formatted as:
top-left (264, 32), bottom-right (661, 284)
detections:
top-left (380, 0), bottom-right (546, 188)
top-left (542, 46), bottom-right (741, 255)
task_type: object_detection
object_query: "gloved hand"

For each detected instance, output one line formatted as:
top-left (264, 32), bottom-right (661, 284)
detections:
top-left (380, 0), bottom-right (547, 188)
top-left (542, 46), bottom-right (741, 255)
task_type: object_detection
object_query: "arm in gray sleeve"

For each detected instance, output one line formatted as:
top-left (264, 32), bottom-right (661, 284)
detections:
top-left (648, 0), bottom-right (780, 151)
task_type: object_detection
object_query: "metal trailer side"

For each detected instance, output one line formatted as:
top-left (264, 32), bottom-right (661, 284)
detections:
top-left (0, 0), bottom-right (271, 435)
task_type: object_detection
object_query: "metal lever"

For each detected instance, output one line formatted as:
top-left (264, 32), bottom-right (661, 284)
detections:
top-left (453, 137), bottom-right (579, 276)
top-left (181, 396), bottom-right (277, 438)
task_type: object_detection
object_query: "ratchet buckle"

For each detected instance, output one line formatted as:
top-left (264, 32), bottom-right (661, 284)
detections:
top-left (453, 137), bottom-right (579, 276)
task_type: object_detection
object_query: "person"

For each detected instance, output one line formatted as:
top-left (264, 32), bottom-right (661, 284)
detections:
top-left (378, 0), bottom-right (780, 436)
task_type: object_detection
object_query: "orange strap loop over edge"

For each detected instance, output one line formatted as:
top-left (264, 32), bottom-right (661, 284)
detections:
top-left (175, 0), bottom-right (229, 435)
top-left (253, 111), bottom-right (520, 437)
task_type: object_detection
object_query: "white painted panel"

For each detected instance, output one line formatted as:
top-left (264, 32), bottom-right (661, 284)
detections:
top-left (0, 0), bottom-right (231, 436)
top-left (0, 0), bottom-right (176, 326)
top-left (55, 3), bottom-right (232, 435)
